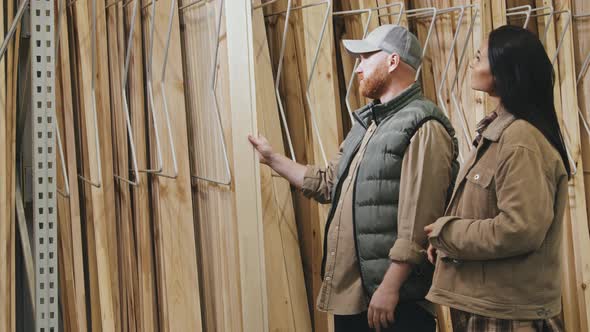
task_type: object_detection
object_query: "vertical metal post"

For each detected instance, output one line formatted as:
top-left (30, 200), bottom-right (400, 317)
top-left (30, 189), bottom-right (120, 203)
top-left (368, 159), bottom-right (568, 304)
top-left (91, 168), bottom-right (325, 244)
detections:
top-left (30, 0), bottom-right (59, 330)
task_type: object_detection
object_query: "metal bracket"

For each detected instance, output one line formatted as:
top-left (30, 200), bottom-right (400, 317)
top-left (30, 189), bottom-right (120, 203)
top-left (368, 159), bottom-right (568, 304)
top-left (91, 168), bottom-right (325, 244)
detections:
top-left (434, 5), bottom-right (478, 162)
top-left (181, 0), bottom-right (233, 185)
top-left (112, 0), bottom-right (142, 185)
top-left (504, 6), bottom-right (578, 174)
top-left (265, 0), bottom-right (333, 167)
top-left (142, 0), bottom-right (179, 179)
top-left (573, 13), bottom-right (590, 163)
top-left (254, 0), bottom-right (297, 161)
top-left (449, 6), bottom-right (480, 154)
top-left (506, 5), bottom-right (533, 28)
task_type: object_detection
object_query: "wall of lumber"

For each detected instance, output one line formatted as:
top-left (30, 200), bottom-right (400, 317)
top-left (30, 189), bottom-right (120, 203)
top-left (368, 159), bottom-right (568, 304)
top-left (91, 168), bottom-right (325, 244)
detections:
top-left (3, 0), bottom-right (590, 330)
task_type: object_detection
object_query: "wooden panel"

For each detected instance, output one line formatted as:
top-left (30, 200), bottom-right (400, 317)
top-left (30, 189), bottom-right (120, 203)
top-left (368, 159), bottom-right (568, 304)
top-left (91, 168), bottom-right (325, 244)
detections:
top-left (106, 3), bottom-right (137, 331)
top-left (71, 0), bottom-right (117, 328)
top-left (96, 1), bottom-right (124, 326)
top-left (179, 2), bottom-right (242, 331)
top-left (125, 2), bottom-right (157, 331)
top-left (252, 1), bottom-right (312, 331)
top-left (0, 0), bottom-right (16, 329)
top-left (573, 0), bottom-right (590, 233)
top-left (226, 0), bottom-right (268, 330)
top-left (552, 1), bottom-right (590, 331)
top-left (265, 2), bottom-right (321, 328)
top-left (56, 0), bottom-right (88, 329)
top-left (141, 0), bottom-right (203, 330)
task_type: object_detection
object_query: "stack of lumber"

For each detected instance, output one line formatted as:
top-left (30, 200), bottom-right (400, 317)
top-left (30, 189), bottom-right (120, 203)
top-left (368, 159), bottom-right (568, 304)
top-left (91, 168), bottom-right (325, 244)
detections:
top-left (4, 0), bottom-right (590, 331)
top-left (56, 0), bottom-right (206, 330)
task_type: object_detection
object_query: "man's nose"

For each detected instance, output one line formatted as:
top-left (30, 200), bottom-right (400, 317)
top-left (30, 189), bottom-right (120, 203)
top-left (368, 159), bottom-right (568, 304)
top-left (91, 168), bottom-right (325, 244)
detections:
top-left (355, 64), bottom-right (363, 74)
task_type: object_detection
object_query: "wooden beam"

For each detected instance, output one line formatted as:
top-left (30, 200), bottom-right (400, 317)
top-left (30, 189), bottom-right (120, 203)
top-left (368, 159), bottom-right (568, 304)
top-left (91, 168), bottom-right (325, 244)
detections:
top-left (226, 0), bottom-right (268, 330)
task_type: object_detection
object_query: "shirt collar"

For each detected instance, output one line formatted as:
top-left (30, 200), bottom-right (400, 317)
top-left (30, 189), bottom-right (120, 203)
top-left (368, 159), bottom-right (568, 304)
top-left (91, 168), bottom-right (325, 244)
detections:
top-left (481, 105), bottom-right (517, 142)
top-left (354, 82), bottom-right (423, 127)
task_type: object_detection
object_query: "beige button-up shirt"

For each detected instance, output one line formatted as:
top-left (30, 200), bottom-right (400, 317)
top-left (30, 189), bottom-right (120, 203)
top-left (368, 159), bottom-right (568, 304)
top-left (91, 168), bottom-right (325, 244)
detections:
top-left (302, 120), bottom-right (454, 315)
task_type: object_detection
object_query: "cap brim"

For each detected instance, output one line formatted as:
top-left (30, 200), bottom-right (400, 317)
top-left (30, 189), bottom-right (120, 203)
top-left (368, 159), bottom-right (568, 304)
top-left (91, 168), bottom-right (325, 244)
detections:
top-left (342, 39), bottom-right (381, 57)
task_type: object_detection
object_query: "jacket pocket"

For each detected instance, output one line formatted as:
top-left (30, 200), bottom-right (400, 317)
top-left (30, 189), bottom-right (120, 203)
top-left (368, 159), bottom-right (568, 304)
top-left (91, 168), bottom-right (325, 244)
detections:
top-left (465, 167), bottom-right (494, 188)
top-left (460, 167), bottom-right (496, 219)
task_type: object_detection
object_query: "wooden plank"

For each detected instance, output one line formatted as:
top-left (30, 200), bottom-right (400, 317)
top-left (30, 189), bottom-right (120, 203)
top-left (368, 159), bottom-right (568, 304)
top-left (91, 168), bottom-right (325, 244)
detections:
top-left (537, 1), bottom-right (580, 329)
top-left (179, 2), bottom-right (242, 331)
top-left (265, 2), bottom-right (336, 330)
top-left (252, 1), bottom-right (312, 331)
top-left (573, 0), bottom-right (590, 236)
top-left (106, 2), bottom-right (136, 331)
top-left (141, 0), bottom-right (203, 330)
top-left (95, 1), bottom-right (123, 327)
top-left (71, 0), bottom-right (117, 328)
top-left (125, 2), bottom-right (157, 331)
top-left (0, 0), bottom-right (14, 328)
top-left (1, 0), bottom-right (19, 329)
top-left (552, 1), bottom-right (590, 331)
top-left (60, 4), bottom-right (90, 331)
top-left (225, 1), bottom-right (268, 330)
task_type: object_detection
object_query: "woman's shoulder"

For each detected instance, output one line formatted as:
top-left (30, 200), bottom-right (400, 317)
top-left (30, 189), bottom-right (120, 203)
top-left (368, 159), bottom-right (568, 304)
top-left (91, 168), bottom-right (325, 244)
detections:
top-left (499, 119), bottom-right (567, 177)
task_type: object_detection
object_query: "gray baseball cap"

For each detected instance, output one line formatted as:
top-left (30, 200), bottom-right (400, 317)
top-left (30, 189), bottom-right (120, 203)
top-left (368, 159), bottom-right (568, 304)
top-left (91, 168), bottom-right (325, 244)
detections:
top-left (343, 25), bottom-right (422, 70)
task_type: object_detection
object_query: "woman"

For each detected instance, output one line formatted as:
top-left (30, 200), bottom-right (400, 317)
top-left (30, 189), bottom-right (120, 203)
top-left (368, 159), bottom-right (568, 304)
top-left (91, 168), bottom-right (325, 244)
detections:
top-left (424, 25), bottom-right (570, 332)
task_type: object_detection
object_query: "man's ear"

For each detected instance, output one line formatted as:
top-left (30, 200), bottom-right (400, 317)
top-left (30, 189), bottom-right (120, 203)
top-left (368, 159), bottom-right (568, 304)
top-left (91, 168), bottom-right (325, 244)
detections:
top-left (388, 53), bottom-right (401, 73)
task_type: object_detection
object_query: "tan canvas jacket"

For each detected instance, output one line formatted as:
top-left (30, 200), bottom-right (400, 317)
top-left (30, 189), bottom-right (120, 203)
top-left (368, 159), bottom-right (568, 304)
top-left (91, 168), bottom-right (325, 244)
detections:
top-left (426, 109), bottom-right (569, 320)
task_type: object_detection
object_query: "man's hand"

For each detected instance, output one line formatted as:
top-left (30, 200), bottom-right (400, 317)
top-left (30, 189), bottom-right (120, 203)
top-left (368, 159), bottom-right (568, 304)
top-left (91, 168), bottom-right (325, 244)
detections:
top-left (368, 261), bottom-right (411, 331)
top-left (247, 134), bottom-right (308, 188)
top-left (368, 285), bottom-right (399, 331)
top-left (248, 134), bottom-right (275, 166)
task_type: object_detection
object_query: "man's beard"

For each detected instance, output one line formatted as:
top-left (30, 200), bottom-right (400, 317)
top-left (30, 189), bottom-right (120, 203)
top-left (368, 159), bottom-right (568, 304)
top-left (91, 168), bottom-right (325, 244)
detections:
top-left (359, 69), bottom-right (388, 99)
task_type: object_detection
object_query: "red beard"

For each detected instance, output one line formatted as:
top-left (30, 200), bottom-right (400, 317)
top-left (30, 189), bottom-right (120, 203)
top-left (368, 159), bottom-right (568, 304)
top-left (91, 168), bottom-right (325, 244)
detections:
top-left (359, 69), bottom-right (388, 99)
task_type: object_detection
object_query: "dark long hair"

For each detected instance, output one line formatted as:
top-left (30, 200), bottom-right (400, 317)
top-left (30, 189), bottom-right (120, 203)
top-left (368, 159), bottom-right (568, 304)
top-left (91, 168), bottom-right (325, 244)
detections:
top-left (488, 25), bottom-right (571, 176)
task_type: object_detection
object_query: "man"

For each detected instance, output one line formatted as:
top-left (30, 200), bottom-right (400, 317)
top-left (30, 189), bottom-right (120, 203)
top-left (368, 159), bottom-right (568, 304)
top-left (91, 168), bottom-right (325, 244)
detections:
top-left (249, 25), bottom-right (459, 332)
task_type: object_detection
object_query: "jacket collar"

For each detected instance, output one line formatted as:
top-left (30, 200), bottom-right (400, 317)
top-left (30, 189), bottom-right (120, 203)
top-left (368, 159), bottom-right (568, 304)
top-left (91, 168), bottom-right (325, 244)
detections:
top-left (353, 82), bottom-right (423, 127)
top-left (481, 106), bottom-right (517, 142)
